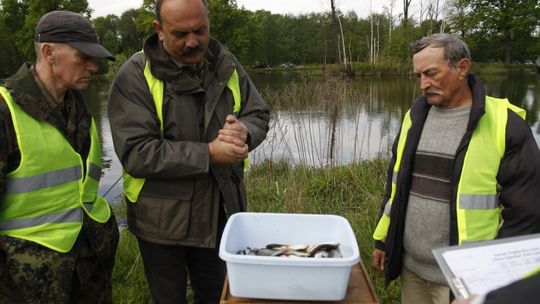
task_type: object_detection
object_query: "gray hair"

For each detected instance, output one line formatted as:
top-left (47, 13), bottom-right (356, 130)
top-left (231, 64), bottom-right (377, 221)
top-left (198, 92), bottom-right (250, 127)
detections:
top-left (412, 33), bottom-right (471, 67)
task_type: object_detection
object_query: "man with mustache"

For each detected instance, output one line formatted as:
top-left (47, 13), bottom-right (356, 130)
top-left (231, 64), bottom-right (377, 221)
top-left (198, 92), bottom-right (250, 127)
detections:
top-left (0, 11), bottom-right (119, 302)
top-left (108, 0), bottom-right (270, 303)
top-left (371, 33), bottom-right (540, 304)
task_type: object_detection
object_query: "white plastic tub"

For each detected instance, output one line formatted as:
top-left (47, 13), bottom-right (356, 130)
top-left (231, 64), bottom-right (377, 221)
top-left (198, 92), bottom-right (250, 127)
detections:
top-left (219, 212), bottom-right (360, 301)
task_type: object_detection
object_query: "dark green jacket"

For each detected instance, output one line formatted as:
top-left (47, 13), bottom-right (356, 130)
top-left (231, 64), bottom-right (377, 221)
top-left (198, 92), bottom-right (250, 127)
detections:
top-left (108, 34), bottom-right (270, 247)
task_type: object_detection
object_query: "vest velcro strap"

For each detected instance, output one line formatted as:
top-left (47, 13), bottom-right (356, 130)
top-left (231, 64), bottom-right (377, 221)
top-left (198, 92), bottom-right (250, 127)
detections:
top-left (6, 166), bottom-right (81, 195)
top-left (459, 194), bottom-right (498, 210)
top-left (0, 208), bottom-right (83, 230)
top-left (392, 171), bottom-right (398, 184)
top-left (88, 163), bottom-right (102, 182)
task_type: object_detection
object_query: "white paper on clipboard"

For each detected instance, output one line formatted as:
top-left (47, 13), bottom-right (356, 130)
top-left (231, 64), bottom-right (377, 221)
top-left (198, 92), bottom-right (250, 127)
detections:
top-left (433, 233), bottom-right (540, 301)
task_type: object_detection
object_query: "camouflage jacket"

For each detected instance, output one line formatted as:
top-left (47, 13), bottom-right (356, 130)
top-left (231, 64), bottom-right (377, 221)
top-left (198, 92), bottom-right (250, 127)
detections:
top-left (0, 63), bottom-right (92, 198)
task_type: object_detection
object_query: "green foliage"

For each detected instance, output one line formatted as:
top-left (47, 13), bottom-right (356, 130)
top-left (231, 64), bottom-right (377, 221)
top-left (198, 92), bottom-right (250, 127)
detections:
top-left (0, 0), bottom-right (538, 76)
top-left (0, 0), bottom-right (92, 74)
top-left (447, 0), bottom-right (540, 63)
top-left (118, 9), bottom-right (146, 57)
top-left (93, 15), bottom-right (120, 55)
top-left (105, 53), bottom-right (128, 80)
top-left (0, 0), bottom-right (27, 75)
top-left (135, 0), bottom-right (155, 39)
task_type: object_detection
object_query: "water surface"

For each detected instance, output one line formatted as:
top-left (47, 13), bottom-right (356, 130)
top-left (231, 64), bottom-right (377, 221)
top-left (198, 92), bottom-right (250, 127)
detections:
top-left (85, 70), bottom-right (540, 203)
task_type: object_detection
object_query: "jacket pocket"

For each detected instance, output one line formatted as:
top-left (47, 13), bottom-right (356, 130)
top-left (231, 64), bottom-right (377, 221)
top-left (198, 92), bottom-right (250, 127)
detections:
top-left (142, 179), bottom-right (194, 200)
top-left (128, 196), bottom-right (191, 240)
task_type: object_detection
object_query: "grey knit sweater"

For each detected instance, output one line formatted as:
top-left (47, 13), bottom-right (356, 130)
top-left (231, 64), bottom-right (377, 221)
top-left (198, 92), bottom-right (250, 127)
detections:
top-left (403, 104), bottom-right (471, 284)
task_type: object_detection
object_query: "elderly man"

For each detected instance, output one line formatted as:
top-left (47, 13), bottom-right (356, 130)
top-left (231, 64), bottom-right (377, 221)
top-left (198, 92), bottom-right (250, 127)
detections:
top-left (0, 11), bottom-right (118, 303)
top-left (371, 33), bottom-right (540, 304)
top-left (108, 0), bottom-right (270, 303)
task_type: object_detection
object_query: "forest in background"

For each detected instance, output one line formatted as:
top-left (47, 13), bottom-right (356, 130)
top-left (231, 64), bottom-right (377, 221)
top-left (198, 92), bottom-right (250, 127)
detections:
top-left (0, 0), bottom-right (539, 76)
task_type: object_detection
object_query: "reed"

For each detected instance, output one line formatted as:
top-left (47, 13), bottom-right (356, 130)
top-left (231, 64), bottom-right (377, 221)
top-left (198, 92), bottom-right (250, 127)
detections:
top-left (253, 77), bottom-right (382, 167)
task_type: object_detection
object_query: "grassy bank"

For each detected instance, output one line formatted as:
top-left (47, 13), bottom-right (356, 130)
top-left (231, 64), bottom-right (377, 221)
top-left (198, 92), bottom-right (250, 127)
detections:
top-left (111, 159), bottom-right (401, 303)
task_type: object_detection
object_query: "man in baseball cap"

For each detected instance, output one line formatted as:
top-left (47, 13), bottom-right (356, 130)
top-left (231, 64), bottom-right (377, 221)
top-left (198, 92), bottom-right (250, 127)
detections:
top-left (35, 10), bottom-right (115, 61)
top-left (0, 10), bottom-right (118, 303)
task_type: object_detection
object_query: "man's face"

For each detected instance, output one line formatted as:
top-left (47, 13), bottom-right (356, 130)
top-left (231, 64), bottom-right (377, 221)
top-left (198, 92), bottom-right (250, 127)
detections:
top-left (413, 46), bottom-right (466, 109)
top-left (50, 44), bottom-right (97, 91)
top-left (153, 0), bottom-right (210, 66)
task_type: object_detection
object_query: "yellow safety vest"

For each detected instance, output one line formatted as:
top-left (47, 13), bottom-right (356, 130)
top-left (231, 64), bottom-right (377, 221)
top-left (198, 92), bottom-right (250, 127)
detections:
top-left (373, 96), bottom-right (526, 245)
top-left (0, 87), bottom-right (111, 253)
top-left (123, 59), bottom-right (243, 203)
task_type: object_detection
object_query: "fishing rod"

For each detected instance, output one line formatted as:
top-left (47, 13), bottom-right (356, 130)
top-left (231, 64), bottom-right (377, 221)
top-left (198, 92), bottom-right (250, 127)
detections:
top-left (101, 174), bottom-right (122, 200)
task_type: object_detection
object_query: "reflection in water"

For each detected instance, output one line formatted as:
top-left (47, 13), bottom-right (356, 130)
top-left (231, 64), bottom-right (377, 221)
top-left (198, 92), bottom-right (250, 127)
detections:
top-left (84, 71), bottom-right (540, 204)
top-left (84, 83), bottom-right (124, 203)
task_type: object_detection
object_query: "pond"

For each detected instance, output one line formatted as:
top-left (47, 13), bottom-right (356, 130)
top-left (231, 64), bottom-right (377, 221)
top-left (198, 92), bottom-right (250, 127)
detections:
top-left (84, 69), bottom-right (540, 203)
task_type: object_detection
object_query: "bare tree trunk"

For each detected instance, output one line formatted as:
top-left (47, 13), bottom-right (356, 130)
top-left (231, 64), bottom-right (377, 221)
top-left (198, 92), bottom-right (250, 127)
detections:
top-left (420, 0), bottom-right (423, 26)
top-left (403, 0), bottom-right (413, 26)
top-left (505, 44), bottom-right (512, 64)
top-left (388, 0), bottom-right (397, 40)
top-left (330, 0), bottom-right (342, 64)
top-left (376, 18), bottom-right (380, 62)
top-left (370, 0), bottom-right (374, 65)
top-left (337, 14), bottom-right (348, 67)
top-left (323, 41), bottom-right (327, 72)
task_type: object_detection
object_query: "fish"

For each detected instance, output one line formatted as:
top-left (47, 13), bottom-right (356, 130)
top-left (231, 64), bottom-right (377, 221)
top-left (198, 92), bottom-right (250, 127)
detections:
top-left (237, 247), bottom-right (283, 256)
top-left (237, 242), bottom-right (342, 258)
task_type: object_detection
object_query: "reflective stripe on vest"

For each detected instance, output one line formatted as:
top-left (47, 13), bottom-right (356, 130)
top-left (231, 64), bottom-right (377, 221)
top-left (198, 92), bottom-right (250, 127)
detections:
top-left (122, 59), bottom-right (243, 203)
top-left (0, 87), bottom-right (111, 253)
top-left (372, 112), bottom-right (412, 242)
top-left (373, 96), bottom-right (526, 245)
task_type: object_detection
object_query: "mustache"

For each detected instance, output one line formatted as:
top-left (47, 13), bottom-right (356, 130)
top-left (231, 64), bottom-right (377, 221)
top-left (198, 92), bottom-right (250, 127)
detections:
top-left (424, 89), bottom-right (443, 95)
top-left (181, 45), bottom-right (204, 56)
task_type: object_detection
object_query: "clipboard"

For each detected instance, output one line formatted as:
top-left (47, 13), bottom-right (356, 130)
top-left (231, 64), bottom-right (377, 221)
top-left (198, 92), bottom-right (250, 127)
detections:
top-left (433, 233), bottom-right (540, 301)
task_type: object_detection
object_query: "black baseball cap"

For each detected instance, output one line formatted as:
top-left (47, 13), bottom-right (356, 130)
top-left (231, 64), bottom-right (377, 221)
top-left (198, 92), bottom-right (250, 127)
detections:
top-left (35, 11), bottom-right (115, 61)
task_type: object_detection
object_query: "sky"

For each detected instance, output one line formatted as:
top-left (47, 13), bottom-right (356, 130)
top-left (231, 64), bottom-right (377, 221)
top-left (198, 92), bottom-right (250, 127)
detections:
top-left (87, 0), bottom-right (392, 19)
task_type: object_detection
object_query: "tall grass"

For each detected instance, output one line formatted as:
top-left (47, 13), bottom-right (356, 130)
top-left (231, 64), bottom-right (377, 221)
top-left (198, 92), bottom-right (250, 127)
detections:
top-left (112, 230), bottom-right (150, 303)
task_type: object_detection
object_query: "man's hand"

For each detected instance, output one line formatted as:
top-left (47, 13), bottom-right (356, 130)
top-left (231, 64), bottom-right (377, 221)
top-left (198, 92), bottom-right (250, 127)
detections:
top-left (371, 249), bottom-right (385, 271)
top-left (208, 137), bottom-right (248, 165)
top-left (219, 114), bottom-right (248, 146)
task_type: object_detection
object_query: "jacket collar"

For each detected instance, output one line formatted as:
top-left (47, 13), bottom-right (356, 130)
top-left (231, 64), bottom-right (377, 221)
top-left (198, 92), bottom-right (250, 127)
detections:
top-left (143, 34), bottom-right (234, 93)
top-left (2, 63), bottom-right (72, 123)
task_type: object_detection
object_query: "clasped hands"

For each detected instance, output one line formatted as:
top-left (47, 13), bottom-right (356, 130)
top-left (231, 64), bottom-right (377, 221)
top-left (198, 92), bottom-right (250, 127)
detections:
top-left (209, 114), bottom-right (248, 164)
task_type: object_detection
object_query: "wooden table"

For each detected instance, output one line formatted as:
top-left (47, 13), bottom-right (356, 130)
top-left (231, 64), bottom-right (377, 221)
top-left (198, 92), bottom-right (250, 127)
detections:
top-left (220, 262), bottom-right (379, 303)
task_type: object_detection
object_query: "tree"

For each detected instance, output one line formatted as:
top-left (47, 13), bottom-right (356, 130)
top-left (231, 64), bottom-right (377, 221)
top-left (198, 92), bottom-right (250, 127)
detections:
top-left (448, 0), bottom-right (540, 64)
top-left (93, 15), bottom-right (120, 55)
top-left (0, 0), bottom-right (29, 75)
top-left (14, 0), bottom-right (92, 62)
top-left (403, 0), bottom-right (413, 27)
top-left (136, 0), bottom-right (155, 38)
top-left (329, 0), bottom-right (344, 64)
top-left (119, 9), bottom-right (146, 57)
